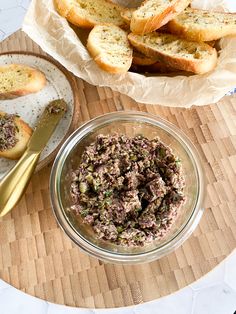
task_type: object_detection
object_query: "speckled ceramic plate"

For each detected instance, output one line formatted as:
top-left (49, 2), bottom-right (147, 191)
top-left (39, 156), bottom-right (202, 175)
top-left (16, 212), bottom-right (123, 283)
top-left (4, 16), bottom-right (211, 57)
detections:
top-left (0, 52), bottom-right (79, 179)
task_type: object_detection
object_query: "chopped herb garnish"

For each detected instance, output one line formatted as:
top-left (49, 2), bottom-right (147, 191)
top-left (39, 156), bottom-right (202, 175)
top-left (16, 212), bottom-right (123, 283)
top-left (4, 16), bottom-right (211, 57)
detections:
top-left (159, 147), bottom-right (166, 158)
top-left (117, 226), bottom-right (124, 233)
top-left (105, 190), bottom-right (112, 197)
top-left (175, 158), bottom-right (181, 165)
top-left (80, 209), bottom-right (89, 217)
top-left (79, 182), bottom-right (88, 193)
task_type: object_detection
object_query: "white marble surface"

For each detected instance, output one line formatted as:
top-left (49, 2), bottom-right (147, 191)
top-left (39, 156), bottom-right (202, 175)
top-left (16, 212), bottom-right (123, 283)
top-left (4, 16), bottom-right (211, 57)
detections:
top-left (0, 1), bottom-right (236, 313)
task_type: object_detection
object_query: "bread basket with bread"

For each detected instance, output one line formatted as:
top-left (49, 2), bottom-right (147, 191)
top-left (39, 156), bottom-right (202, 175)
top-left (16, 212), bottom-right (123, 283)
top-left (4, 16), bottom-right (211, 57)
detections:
top-left (22, 0), bottom-right (236, 107)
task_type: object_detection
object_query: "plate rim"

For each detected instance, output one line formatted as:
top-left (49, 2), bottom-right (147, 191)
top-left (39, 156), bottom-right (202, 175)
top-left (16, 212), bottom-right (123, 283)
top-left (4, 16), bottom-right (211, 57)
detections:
top-left (0, 50), bottom-right (80, 173)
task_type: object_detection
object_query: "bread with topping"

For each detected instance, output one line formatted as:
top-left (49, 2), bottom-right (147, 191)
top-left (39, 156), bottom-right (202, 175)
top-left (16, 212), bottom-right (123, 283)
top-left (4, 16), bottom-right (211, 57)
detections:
top-left (0, 112), bottom-right (33, 160)
top-left (130, 0), bottom-right (190, 34)
top-left (0, 64), bottom-right (46, 100)
top-left (128, 32), bottom-right (218, 74)
top-left (121, 7), bottom-right (169, 33)
top-left (87, 24), bottom-right (133, 73)
top-left (167, 8), bottom-right (236, 41)
top-left (54, 0), bottom-right (126, 28)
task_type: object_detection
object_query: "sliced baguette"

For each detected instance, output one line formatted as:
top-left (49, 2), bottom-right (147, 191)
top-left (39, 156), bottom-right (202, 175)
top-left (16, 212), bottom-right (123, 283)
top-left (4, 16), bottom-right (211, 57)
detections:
top-left (0, 64), bottom-right (46, 100)
top-left (54, 0), bottom-right (126, 28)
top-left (133, 49), bottom-right (159, 66)
top-left (121, 7), bottom-right (169, 33)
top-left (0, 112), bottom-right (32, 160)
top-left (167, 8), bottom-right (236, 42)
top-left (130, 0), bottom-right (190, 34)
top-left (128, 32), bottom-right (218, 74)
top-left (87, 24), bottom-right (133, 74)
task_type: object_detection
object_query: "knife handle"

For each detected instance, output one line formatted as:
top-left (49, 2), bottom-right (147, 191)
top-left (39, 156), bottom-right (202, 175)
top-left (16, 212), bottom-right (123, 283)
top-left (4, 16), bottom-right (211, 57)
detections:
top-left (0, 150), bottom-right (40, 217)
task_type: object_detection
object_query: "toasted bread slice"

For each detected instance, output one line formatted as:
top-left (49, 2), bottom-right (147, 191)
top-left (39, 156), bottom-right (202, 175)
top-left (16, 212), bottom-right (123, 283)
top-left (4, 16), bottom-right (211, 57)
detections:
top-left (128, 32), bottom-right (218, 74)
top-left (167, 8), bottom-right (236, 42)
top-left (130, 0), bottom-right (190, 34)
top-left (87, 24), bottom-right (133, 74)
top-left (0, 112), bottom-right (32, 160)
top-left (133, 49), bottom-right (159, 66)
top-left (121, 7), bottom-right (169, 33)
top-left (54, 0), bottom-right (126, 28)
top-left (0, 64), bottom-right (46, 100)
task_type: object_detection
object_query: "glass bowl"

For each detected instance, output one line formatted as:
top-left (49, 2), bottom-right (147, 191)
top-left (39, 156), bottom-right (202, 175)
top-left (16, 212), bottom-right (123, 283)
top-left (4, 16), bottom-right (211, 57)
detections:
top-left (50, 111), bottom-right (205, 264)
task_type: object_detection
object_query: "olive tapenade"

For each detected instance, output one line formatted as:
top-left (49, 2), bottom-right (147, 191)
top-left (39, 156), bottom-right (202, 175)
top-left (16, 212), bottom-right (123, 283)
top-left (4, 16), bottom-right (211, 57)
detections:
top-left (70, 134), bottom-right (186, 247)
top-left (0, 114), bottom-right (18, 151)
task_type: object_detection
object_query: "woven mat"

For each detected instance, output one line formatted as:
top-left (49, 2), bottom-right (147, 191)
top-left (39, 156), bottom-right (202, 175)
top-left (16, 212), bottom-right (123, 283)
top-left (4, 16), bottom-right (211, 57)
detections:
top-left (0, 31), bottom-right (236, 308)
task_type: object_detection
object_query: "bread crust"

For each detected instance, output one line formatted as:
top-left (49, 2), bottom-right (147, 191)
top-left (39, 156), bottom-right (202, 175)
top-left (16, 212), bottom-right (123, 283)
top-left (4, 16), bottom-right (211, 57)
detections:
top-left (89, 54), bottom-right (130, 74)
top-left (130, 0), bottom-right (190, 34)
top-left (128, 33), bottom-right (218, 74)
top-left (167, 9), bottom-right (236, 42)
top-left (0, 112), bottom-right (33, 160)
top-left (54, 0), bottom-right (126, 28)
top-left (0, 64), bottom-right (46, 100)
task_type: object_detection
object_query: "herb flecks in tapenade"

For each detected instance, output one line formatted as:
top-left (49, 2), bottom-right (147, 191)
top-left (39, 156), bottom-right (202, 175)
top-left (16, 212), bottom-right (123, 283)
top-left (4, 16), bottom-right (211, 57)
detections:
top-left (70, 134), bottom-right (186, 247)
top-left (0, 114), bottom-right (19, 151)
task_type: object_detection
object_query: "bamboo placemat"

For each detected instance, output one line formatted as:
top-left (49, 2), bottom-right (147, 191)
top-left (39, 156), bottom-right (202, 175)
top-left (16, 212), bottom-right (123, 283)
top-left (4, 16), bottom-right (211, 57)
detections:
top-left (0, 31), bottom-right (236, 308)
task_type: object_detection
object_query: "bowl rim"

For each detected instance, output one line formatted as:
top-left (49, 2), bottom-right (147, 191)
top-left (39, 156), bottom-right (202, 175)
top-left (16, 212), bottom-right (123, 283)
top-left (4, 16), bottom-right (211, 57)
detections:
top-left (50, 111), bottom-right (205, 264)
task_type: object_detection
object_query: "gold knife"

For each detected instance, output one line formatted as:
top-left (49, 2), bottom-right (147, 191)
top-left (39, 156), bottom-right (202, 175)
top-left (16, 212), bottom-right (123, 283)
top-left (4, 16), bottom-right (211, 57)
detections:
top-left (0, 99), bottom-right (67, 217)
